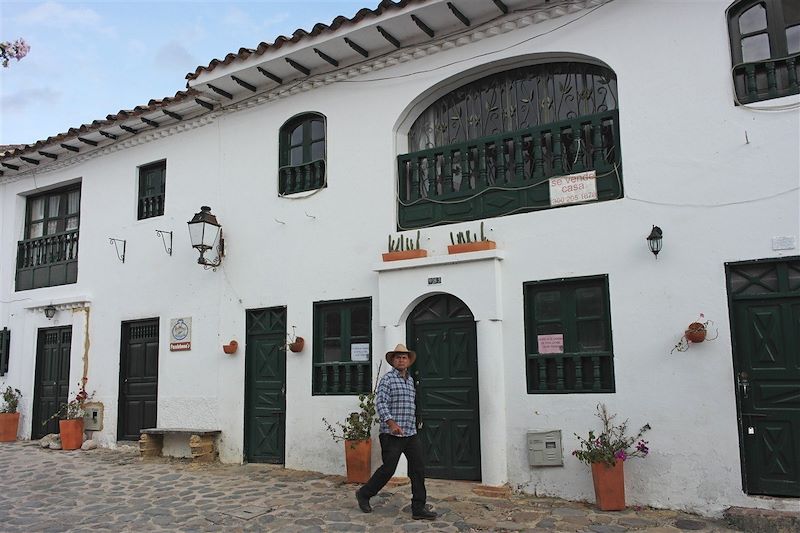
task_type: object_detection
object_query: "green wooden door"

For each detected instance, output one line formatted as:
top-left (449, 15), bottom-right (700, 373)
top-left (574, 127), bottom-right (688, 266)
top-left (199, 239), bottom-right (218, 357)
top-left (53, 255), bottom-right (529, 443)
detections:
top-left (32, 326), bottom-right (71, 439)
top-left (727, 258), bottom-right (800, 497)
top-left (408, 294), bottom-right (481, 480)
top-left (245, 307), bottom-right (287, 463)
top-left (118, 319), bottom-right (159, 441)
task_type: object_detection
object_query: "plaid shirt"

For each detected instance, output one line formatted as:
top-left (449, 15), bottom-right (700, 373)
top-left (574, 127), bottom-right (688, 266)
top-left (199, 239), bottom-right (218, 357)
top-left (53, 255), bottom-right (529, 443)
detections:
top-left (376, 367), bottom-right (417, 437)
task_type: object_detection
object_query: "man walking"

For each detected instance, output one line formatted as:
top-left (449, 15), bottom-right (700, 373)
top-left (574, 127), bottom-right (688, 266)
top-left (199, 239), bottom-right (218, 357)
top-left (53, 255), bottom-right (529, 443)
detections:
top-left (355, 344), bottom-right (437, 520)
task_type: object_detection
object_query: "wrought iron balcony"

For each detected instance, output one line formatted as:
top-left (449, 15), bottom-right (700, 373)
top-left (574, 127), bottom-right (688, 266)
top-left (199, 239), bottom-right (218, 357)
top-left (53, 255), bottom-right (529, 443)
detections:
top-left (397, 109), bottom-right (622, 229)
top-left (526, 351), bottom-right (614, 393)
top-left (279, 159), bottom-right (326, 195)
top-left (733, 53), bottom-right (800, 104)
top-left (16, 230), bottom-right (79, 290)
top-left (313, 361), bottom-right (371, 395)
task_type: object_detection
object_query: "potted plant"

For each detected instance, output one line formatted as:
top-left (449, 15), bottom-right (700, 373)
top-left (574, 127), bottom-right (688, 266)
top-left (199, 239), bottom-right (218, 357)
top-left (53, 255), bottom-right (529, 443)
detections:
top-left (0, 386), bottom-right (22, 442)
top-left (322, 362), bottom-right (381, 483)
top-left (448, 221), bottom-right (496, 254)
top-left (46, 387), bottom-right (93, 450)
top-left (382, 230), bottom-right (427, 261)
top-left (573, 404), bottom-right (651, 511)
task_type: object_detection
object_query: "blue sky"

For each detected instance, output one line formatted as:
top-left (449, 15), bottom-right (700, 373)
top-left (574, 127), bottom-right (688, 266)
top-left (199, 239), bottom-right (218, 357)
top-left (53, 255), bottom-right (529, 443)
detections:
top-left (0, 1), bottom-right (367, 145)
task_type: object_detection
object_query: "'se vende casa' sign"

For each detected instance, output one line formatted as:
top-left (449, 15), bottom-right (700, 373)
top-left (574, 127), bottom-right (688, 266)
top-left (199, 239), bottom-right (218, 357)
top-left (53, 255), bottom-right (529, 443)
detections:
top-left (549, 171), bottom-right (598, 206)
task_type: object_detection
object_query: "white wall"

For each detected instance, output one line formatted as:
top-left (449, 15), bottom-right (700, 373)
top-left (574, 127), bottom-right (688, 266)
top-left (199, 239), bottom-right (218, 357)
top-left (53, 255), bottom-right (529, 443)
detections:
top-left (1, 0), bottom-right (798, 516)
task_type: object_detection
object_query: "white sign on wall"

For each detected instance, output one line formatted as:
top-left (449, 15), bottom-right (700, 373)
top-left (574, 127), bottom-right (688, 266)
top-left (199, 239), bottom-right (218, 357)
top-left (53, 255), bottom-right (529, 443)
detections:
top-left (549, 171), bottom-right (598, 206)
top-left (537, 334), bottom-right (564, 354)
top-left (170, 317), bottom-right (192, 351)
top-left (350, 343), bottom-right (370, 362)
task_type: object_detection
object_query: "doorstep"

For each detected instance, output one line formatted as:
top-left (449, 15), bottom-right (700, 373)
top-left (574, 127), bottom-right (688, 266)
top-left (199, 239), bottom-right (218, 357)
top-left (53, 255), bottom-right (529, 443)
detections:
top-left (724, 506), bottom-right (800, 533)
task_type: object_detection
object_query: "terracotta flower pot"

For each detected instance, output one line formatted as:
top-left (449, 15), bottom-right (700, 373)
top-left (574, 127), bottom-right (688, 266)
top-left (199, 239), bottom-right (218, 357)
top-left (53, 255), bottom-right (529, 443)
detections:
top-left (223, 340), bottom-right (238, 354)
top-left (591, 461), bottom-right (625, 511)
top-left (685, 322), bottom-right (707, 343)
top-left (59, 418), bottom-right (85, 450)
top-left (447, 240), bottom-right (496, 254)
top-left (289, 337), bottom-right (304, 353)
top-left (0, 412), bottom-right (20, 442)
top-left (344, 438), bottom-right (372, 483)
top-left (382, 249), bottom-right (427, 262)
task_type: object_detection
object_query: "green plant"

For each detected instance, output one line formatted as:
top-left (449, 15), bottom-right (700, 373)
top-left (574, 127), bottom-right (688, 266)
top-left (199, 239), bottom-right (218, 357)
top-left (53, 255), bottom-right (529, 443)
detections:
top-left (44, 386), bottom-right (94, 424)
top-left (450, 221), bottom-right (488, 245)
top-left (572, 404), bottom-right (651, 466)
top-left (1, 386), bottom-right (22, 413)
top-left (388, 230), bottom-right (421, 252)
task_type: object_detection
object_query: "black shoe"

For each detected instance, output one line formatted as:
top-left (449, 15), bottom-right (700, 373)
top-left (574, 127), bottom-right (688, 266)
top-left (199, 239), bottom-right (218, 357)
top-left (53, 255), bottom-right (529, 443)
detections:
top-left (355, 490), bottom-right (372, 513)
top-left (412, 508), bottom-right (437, 520)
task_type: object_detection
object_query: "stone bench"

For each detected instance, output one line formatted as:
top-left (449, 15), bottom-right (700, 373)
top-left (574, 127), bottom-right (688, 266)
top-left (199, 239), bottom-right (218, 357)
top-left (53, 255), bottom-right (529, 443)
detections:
top-left (139, 428), bottom-right (221, 462)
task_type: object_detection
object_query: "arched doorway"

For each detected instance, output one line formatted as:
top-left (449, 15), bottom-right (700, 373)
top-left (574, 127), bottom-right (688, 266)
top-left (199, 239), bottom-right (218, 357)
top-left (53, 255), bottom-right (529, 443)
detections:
top-left (407, 293), bottom-right (481, 480)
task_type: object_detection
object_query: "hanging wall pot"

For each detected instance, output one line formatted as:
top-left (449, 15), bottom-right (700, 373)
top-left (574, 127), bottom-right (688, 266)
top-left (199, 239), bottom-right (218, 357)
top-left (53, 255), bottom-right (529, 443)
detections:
top-left (223, 340), bottom-right (238, 355)
top-left (289, 336), bottom-right (305, 353)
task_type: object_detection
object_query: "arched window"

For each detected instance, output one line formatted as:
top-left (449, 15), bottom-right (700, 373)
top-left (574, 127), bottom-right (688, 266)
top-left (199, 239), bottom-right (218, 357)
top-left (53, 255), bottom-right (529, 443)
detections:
top-left (278, 112), bottom-right (326, 195)
top-left (397, 61), bottom-right (621, 230)
top-left (727, 0), bottom-right (800, 104)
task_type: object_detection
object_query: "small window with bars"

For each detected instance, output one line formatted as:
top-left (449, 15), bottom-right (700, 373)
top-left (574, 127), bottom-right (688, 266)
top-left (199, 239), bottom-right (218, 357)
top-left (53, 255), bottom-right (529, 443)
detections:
top-left (0, 327), bottom-right (10, 376)
top-left (523, 275), bottom-right (615, 393)
top-left (278, 113), bottom-right (326, 195)
top-left (312, 298), bottom-right (372, 395)
top-left (138, 161), bottom-right (166, 219)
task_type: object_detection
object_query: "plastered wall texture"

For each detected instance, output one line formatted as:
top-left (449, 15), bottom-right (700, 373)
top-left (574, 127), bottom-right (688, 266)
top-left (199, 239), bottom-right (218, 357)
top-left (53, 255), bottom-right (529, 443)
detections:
top-left (1, 0), bottom-right (798, 517)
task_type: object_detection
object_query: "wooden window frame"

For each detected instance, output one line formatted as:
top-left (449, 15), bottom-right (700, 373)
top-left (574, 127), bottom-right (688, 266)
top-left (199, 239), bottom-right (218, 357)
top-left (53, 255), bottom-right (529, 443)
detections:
top-left (523, 275), bottom-right (615, 394)
top-left (726, 0), bottom-right (800, 103)
top-left (24, 185), bottom-right (81, 239)
top-left (312, 297), bottom-right (372, 395)
top-left (0, 327), bottom-right (10, 376)
top-left (137, 160), bottom-right (166, 220)
top-left (278, 112), bottom-right (327, 195)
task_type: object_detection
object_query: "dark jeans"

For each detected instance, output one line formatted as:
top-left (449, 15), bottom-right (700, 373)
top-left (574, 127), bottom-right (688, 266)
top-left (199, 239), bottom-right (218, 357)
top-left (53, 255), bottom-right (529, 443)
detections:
top-left (359, 433), bottom-right (427, 512)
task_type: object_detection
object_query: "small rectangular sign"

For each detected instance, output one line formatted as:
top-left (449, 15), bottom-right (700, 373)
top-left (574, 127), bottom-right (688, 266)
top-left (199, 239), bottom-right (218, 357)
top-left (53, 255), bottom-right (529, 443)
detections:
top-left (351, 343), bottom-right (370, 362)
top-left (170, 317), bottom-right (192, 352)
top-left (537, 334), bottom-right (564, 354)
top-left (549, 171), bottom-right (598, 206)
top-left (428, 277), bottom-right (442, 285)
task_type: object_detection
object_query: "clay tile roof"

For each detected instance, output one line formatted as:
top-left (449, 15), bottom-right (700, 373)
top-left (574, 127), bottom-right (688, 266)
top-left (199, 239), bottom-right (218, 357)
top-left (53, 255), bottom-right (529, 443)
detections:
top-left (185, 0), bottom-right (422, 81)
top-left (1, 89), bottom-right (199, 160)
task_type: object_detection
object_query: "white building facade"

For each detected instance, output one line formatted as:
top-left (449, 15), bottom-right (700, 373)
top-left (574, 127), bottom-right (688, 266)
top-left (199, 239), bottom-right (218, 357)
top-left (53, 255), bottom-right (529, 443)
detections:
top-left (1, 0), bottom-right (798, 516)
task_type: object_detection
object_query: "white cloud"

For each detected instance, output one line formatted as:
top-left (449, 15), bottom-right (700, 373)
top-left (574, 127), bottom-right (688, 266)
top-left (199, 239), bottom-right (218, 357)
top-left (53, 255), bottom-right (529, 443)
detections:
top-left (16, 1), bottom-right (102, 29)
top-left (1, 87), bottom-right (62, 113)
top-left (153, 41), bottom-right (196, 71)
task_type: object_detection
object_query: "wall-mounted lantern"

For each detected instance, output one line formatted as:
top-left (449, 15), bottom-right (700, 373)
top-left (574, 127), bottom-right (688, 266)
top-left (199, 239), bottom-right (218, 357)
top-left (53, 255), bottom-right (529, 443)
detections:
top-left (43, 305), bottom-right (57, 320)
top-left (646, 225), bottom-right (663, 259)
top-left (187, 206), bottom-right (224, 268)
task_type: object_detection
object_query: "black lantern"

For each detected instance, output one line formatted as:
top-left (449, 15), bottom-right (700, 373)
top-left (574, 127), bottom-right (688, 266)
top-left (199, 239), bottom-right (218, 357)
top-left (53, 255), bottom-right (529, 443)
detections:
top-left (646, 225), bottom-right (663, 258)
top-left (187, 206), bottom-right (224, 267)
top-left (44, 305), bottom-right (57, 320)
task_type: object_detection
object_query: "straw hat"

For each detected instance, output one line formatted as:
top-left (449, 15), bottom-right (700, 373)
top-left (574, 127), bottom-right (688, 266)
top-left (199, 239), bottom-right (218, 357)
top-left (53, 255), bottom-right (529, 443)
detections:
top-left (385, 343), bottom-right (417, 367)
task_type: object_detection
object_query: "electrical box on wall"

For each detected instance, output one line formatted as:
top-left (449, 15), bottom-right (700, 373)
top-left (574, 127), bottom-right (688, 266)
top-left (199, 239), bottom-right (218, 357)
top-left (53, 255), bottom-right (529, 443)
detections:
top-left (527, 430), bottom-right (563, 466)
top-left (83, 402), bottom-right (104, 431)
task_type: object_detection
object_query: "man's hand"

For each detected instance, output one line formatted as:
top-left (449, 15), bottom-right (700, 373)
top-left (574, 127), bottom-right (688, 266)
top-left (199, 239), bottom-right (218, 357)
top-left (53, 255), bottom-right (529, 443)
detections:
top-left (387, 420), bottom-right (404, 436)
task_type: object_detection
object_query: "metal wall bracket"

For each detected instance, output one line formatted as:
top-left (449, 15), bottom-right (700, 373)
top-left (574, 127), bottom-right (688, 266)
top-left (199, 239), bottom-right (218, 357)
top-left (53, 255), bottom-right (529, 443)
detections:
top-left (109, 238), bottom-right (126, 263)
top-left (155, 229), bottom-right (173, 256)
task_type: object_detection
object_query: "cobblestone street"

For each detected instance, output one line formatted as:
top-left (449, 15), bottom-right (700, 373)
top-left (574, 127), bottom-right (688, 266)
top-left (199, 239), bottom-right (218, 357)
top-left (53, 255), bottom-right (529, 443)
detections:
top-left (0, 442), bottom-right (741, 532)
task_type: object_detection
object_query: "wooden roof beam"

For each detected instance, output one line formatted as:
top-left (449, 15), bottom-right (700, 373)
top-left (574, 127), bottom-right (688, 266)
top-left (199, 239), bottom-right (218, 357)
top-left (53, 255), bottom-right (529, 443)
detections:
top-left (257, 67), bottom-right (283, 84)
top-left (195, 98), bottom-right (215, 110)
top-left (231, 76), bottom-right (256, 92)
top-left (344, 37), bottom-right (369, 58)
top-left (120, 125), bottom-right (138, 134)
top-left (376, 26), bottom-right (401, 48)
top-left (38, 151), bottom-right (58, 160)
top-left (98, 130), bottom-right (117, 140)
top-left (20, 156), bottom-right (40, 165)
top-left (163, 109), bottom-right (183, 121)
top-left (1, 162), bottom-right (20, 170)
top-left (285, 57), bottom-right (310, 76)
top-left (314, 48), bottom-right (339, 67)
top-left (447, 2), bottom-right (471, 26)
top-left (207, 84), bottom-right (233, 99)
top-left (492, 0), bottom-right (508, 14)
top-left (61, 144), bottom-right (79, 153)
top-left (141, 117), bottom-right (160, 128)
top-left (411, 15), bottom-right (435, 38)
top-left (77, 136), bottom-right (98, 147)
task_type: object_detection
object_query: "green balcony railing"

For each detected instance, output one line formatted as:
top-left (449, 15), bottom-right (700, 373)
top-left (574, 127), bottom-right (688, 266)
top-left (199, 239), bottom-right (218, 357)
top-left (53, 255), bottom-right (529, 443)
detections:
top-left (526, 351), bottom-right (614, 394)
top-left (733, 53), bottom-right (800, 104)
top-left (313, 361), bottom-right (371, 395)
top-left (279, 159), bottom-right (326, 195)
top-left (16, 230), bottom-right (79, 290)
top-left (397, 110), bottom-right (622, 229)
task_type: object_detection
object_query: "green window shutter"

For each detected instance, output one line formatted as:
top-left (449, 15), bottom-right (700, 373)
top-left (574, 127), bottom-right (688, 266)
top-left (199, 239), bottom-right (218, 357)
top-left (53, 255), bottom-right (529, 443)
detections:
top-left (0, 327), bottom-right (10, 376)
top-left (523, 275), bottom-right (614, 394)
top-left (138, 161), bottom-right (166, 219)
top-left (278, 113), bottom-right (326, 195)
top-left (312, 298), bottom-right (372, 395)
